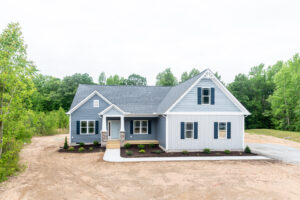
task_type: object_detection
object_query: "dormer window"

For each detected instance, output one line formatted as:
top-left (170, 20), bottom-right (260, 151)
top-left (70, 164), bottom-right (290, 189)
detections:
top-left (93, 100), bottom-right (99, 108)
top-left (202, 88), bottom-right (210, 104)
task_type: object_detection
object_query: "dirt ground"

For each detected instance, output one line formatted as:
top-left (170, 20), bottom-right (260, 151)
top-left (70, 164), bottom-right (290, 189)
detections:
top-left (1, 134), bottom-right (300, 200)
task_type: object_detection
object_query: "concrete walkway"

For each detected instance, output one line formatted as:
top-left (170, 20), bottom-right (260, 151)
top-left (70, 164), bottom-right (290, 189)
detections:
top-left (103, 149), bottom-right (269, 162)
top-left (248, 143), bottom-right (300, 165)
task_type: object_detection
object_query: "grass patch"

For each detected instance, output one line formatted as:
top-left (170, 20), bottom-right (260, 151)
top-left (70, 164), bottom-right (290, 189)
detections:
top-left (246, 129), bottom-right (300, 143)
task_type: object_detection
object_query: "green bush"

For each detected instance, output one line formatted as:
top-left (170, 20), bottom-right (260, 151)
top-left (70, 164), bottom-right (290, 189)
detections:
top-left (224, 150), bottom-right (231, 154)
top-left (93, 141), bottom-right (99, 146)
top-left (182, 150), bottom-right (189, 154)
top-left (79, 142), bottom-right (85, 147)
top-left (148, 143), bottom-right (155, 148)
top-left (124, 143), bottom-right (131, 149)
top-left (78, 147), bottom-right (85, 152)
top-left (89, 147), bottom-right (93, 151)
top-left (139, 149), bottom-right (146, 153)
top-left (154, 150), bottom-right (161, 154)
top-left (63, 136), bottom-right (69, 149)
top-left (245, 146), bottom-right (251, 153)
top-left (126, 150), bottom-right (133, 156)
top-left (137, 144), bottom-right (144, 149)
top-left (68, 146), bottom-right (74, 151)
top-left (204, 148), bottom-right (211, 153)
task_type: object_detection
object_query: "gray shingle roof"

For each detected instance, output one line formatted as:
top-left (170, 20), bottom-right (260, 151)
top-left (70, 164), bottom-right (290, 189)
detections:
top-left (69, 70), bottom-right (206, 114)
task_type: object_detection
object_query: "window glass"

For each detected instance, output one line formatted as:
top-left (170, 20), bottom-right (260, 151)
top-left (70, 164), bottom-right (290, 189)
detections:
top-left (219, 122), bottom-right (227, 138)
top-left (203, 88), bottom-right (209, 95)
top-left (134, 120), bottom-right (148, 134)
top-left (202, 88), bottom-right (210, 104)
top-left (141, 120), bottom-right (148, 133)
top-left (81, 121), bottom-right (87, 134)
top-left (88, 121), bottom-right (95, 133)
top-left (134, 121), bottom-right (140, 133)
top-left (185, 122), bottom-right (193, 138)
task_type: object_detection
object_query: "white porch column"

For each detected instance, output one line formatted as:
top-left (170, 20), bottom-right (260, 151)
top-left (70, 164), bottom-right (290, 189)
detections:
top-left (102, 115), bottom-right (107, 132)
top-left (120, 115), bottom-right (125, 132)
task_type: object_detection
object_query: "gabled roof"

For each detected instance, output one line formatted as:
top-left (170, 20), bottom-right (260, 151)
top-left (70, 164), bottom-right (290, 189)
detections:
top-left (67, 69), bottom-right (250, 115)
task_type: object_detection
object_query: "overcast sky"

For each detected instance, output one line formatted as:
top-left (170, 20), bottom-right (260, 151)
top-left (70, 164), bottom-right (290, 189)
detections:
top-left (1, 0), bottom-right (299, 85)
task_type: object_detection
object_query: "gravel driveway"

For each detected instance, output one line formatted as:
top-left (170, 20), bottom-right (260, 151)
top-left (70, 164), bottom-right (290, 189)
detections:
top-left (0, 134), bottom-right (300, 200)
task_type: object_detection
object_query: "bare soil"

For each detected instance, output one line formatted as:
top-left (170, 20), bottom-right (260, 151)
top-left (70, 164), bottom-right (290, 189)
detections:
top-left (121, 145), bottom-right (256, 158)
top-left (58, 144), bottom-right (105, 153)
top-left (1, 134), bottom-right (300, 200)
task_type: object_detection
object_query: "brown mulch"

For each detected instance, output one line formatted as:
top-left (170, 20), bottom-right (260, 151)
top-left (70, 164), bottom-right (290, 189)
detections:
top-left (58, 144), bottom-right (105, 153)
top-left (121, 145), bottom-right (256, 158)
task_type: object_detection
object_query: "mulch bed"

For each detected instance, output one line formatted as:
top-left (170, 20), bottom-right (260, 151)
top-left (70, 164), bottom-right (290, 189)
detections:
top-left (121, 144), bottom-right (256, 158)
top-left (58, 144), bottom-right (105, 153)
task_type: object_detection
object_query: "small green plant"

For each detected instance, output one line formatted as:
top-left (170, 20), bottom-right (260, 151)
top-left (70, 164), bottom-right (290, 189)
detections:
top-left (63, 136), bottom-right (69, 150)
top-left (224, 150), bottom-right (231, 154)
top-left (203, 148), bottom-right (211, 153)
top-left (78, 147), bottom-right (85, 152)
top-left (79, 142), bottom-right (85, 147)
top-left (149, 143), bottom-right (155, 148)
top-left (89, 147), bottom-right (93, 151)
top-left (244, 146), bottom-right (251, 153)
top-left (154, 150), bottom-right (161, 154)
top-left (68, 146), bottom-right (74, 151)
top-left (139, 149), bottom-right (146, 153)
top-left (126, 150), bottom-right (133, 156)
top-left (182, 150), bottom-right (189, 154)
top-left (93, 141), bottom-right (99, 146)
top-left (138, 144), bottom-right (145, 149)
top-left (124, 143), bottom-right (131, 149)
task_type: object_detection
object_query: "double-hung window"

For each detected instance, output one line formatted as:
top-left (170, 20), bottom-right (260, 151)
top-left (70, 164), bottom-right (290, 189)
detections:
top-left (81, 120), bottom-right (95, 134)
top-left (185, 122), bottom-right (194, 139)
top-left (202, 88), bottom-right (210, 104)
top-left (133, 120), bottom-right (148, 134)
top-left (218, 122), bottom-right (227, 139)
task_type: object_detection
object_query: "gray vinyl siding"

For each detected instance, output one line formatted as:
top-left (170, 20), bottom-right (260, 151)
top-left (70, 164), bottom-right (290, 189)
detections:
top-left (171, 79), bottom-right (241, 112)
top-left (156, 116), bottom-right (166, 148)
top-left (167, 114), bottom-right (244, 151)
top-left (70, 95), bottom-right (109, 144)
top-left (124, 117), bottom-right (157, 140)
top-left (104, 107), bottom-right (123, 115)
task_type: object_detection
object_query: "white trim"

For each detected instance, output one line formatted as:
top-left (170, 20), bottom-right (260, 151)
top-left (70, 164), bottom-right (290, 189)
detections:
top-left (167, 112), bottom-right (245, 115)
top-left (99, 104), bottom-right (126, 115)
top-left (165, 69), bottom-right (250, 115)
top-left (133, 120), bottom-right (149, 135)
top-left (66, 90), bottom-right (113, 114)
top-left (80, 120), bottom-right (96, 135)
top-left (166, 115), bottom-right (169, 151)
top-left (125, 114), bottom-right (159, 117)
top-left (69, 115), bottom-right (71, 144)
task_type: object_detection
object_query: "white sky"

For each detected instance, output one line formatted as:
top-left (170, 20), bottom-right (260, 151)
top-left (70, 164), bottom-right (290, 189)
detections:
top-left (1, 0), bottom-right (299, 85)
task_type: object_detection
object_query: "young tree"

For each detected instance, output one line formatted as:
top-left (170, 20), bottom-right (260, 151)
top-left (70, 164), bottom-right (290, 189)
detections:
top-left (98, 72), bottom-right (106, 85)
top-left (106, 75), bottom-right (126, 85)
top-left (156, 68), bottom-right (178, 86)
top-left (180, 68), bottom-right (200, 82)
top-left (125, 74), bottom-right (147, 86)
top-left (0, 23), bottom-right (36, 157)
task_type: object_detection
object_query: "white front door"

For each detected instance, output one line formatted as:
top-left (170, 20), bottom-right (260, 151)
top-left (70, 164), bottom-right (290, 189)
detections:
top-left (108, 120), bottom-right (120, 139)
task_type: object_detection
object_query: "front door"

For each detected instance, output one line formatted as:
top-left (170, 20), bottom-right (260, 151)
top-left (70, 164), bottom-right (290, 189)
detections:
top-left (108, 120), bottom-right (120, 139)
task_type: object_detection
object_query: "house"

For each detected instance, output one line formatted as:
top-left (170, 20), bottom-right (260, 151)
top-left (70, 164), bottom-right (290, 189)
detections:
top-left (66, 69), bottom-right (250, 151)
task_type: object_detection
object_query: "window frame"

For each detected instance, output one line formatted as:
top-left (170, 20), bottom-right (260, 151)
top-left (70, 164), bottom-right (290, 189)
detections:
top-left (80, 120), bottom-right (96, 135)
top-left (93, 100), bottom-right (100, 108)
top-left (184, 122), bottom-right (194, 139)
top-left (133, 120), bottom-right (148, 135)
top-left (218, 122), bottom-right (227, 139)
top-left (202, 88), bottom-right (211, 104)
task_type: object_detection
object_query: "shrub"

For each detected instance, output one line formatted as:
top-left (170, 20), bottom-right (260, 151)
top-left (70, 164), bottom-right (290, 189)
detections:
top-left (68, 146), bottom-right (74, 151)
top-left (154, 150), bottom-right (161, 154)
top-left (78, 147), bottom-right (85, 152)
top-left (79, 142), bottom-right (85, 147)
top-left (224, 150), bottom-right (231, 154)
top-left (182, 150), bottom-right (189, 154)
top-left (124, 143), bottom-right (131, 149)
top-left (89, 147), bottom-right (93, 151)
top-left (93, 141), bottom-right (99, 146)
top-left (204, 148), bottom-right (211, 153)
top-left (137, 144), bottom-right (144, 149)
top-left (245, 146), bottom-right (251, 153)
top-left (126, 150), bottom-right (133, 156)
top-left (139, 149), bottom-right (146, 153)
top-left (63, 136), bottom-right (69, 149)
top-left (149, 143), bottom-right (155, 148)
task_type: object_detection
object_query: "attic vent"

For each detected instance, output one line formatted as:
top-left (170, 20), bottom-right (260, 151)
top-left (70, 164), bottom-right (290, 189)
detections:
top-left (93, 100), bottom-right (99, 108)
